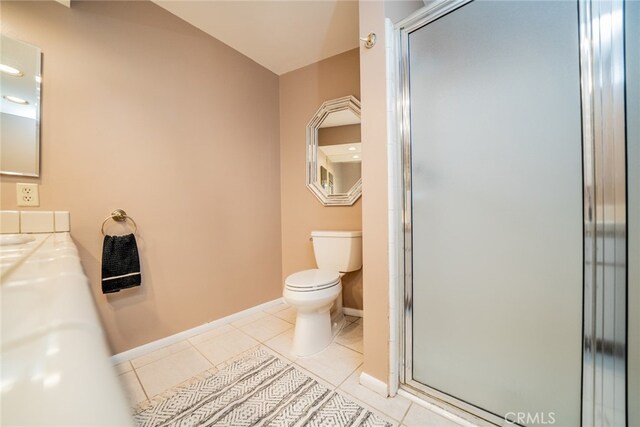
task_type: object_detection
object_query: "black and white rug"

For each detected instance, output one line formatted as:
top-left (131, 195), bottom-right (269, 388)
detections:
top-left (134, 347), bottom-right (393, 427)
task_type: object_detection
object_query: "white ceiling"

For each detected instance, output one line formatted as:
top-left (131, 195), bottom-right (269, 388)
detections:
top-left (320, 142), bottom-right (361, 163)
top-left (152, 0), bottom-right (360, 75)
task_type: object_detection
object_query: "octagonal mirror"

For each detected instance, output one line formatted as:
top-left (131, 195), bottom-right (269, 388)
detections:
top-left (306, 95), bottom-right (361, 206)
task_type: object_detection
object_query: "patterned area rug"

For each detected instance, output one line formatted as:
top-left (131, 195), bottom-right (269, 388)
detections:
top-left (134, 347), bottom-right (392, 427)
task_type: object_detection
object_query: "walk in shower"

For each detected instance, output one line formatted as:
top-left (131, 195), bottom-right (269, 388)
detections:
top-left (397, 0), bottom-right (635, 425)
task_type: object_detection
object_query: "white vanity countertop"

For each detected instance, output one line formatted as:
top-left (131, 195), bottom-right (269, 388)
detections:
top-left (1, 232), bottom-right (133, 426)
top-left (0, 233), bottom-right (48, 278)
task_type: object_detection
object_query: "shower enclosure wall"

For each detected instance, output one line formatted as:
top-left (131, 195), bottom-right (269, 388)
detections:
top-left (397, 0), bottom-right (634, 425)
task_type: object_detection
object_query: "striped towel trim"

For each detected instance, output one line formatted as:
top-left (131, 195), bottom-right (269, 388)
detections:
top-left (102, 272), bottom-right (141, 282)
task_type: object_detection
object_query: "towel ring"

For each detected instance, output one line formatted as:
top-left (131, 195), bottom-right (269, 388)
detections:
top-left (101, 209), bottom-right (137, 236)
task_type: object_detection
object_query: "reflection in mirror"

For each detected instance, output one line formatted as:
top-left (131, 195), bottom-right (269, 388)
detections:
top-left (0, 35), bottom-right (41, 177)
top-left (306, 96), bottom-right (361, 206)
top-left (318, 113), bottom-right (361, 195)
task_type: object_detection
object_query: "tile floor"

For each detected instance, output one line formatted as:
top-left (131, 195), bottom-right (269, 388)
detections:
top-left (115, 303), bottom-right (464, 427)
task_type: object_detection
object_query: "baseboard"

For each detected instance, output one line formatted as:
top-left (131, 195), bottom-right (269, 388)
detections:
top-left (111, 297), bottom-right (284, 365)
top-left (343, 307), bottom-right (363, 317)
top-left (359, 371), bottom-right (389, 397)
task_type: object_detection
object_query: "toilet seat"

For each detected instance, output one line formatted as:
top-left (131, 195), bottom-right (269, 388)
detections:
top-left (285, 269), bottom-right (340, 292)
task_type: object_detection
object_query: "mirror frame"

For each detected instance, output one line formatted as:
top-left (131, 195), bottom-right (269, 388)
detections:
top-left (306, 95), bottom-right (362, 206)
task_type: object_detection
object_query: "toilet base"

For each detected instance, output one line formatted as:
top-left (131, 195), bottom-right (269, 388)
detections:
top-left (330, 296), bottom-right (346, 338)
top-left (292, 309), bottom-right (333, 357)
top-left (283, 274), bottom-right (343, 357)
top-left (292, 299), bottom-right (346, 357)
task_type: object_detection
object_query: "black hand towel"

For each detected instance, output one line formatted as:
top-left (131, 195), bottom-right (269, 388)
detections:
top-left (102, 233), bottom-right (141, 294)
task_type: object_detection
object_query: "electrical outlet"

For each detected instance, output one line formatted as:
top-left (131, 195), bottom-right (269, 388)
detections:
top-left (16, 183), bottom-right (40, 207)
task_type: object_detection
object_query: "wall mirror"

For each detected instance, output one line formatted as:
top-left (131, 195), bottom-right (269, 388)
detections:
top-left (1, 35), bottom-right (42, 177)
top-left (306, 95), bottom-right (361, 206)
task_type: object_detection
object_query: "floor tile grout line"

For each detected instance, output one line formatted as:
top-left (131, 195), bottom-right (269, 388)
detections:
top-left (131, 363), bottom-right (150, 402)
top-left (290, 359), bottom-right (345, 392)
top-left (206, 336), bottom-right (262, 368)
top-left (129, 341), bottom-right (192, 370)
top-left (334, 361), bottom-right (364, 391)
top-left (295, 361), bottom-right (358, 400)
top-left (134, 344), bottom-right (214, 399)
top-left (264, 303), bottom-right (289, 315)
top-left (116, 360), bottom-right (134, 375)
top-left (262, 331), bottom-right (297, 360)
top-left (337, 386), bottom-right (403, 425)
top-left (238, 322), bottom-right (294, 344)
top-left (133, 342), bottom-right (200, 370)
top-left (231, 310), bottom-right (274, 329)
top-left (272, 314), bottom-right (295, 325)
top-left (262, 341), bottom-right (294, 360)
top-left (188, 338), bottom-right (218, 373)
top-left (135, 308), bottom-right (262, 365)
top-left (399, 402), bottom-right (413, 425)
top-left (333, 361), bottom-right (413, 426)
top-left (188, 322), bottom-right (239, 342)
top-left (213, 342), bottom-right (263, 371)
top-left (345, 315), bottom-right (362, 324)
top-left (234, 313), bottom-right (291, 340)
top-left (226, 324), bottom-right (259, 342)
top-left (336, 379), bottom-right (409, 425)
top-left (188, 313), bottom-right (276, 368)
top-left (333, 340), bottom-right (363, 354)
top-left (266, 326), bottom-right (294, 342)
top-left (261, 310), bottom-right (293, 325)
top-left (259, 343), bottom-right (297, 365)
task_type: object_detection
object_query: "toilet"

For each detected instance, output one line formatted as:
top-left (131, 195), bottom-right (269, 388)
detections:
top-left (283, 230), bottom-right (362, 357)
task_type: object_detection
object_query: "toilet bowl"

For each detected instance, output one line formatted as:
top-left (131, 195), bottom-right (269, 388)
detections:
top-left (284, 269), bottom-right (342, 357)
top-left (283, 230), bottom-right (362, 357)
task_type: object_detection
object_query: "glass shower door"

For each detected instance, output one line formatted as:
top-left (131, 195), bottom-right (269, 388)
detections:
top-left (404, 1), bottom-right (584, 424)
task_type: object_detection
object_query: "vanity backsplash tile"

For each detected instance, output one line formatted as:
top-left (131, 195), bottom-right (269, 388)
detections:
top-left (1, 210), bottom-right (71, 234)
top-left (0, 211), bottom-right (20, 234)
top-left (20, 211), bottom-right (54, 233)
top-left (54, 211), bottom-right (70, 232)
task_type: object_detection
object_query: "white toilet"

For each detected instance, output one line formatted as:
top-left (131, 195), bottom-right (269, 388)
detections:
top-left (283, 230), bottom-right (362, 357)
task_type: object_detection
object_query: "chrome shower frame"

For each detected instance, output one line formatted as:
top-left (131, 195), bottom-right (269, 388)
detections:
top-left (578, 0), bottom-right (627, 425)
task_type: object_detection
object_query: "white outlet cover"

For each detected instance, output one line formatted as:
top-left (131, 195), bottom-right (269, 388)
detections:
top-left (16, 183), bottom-right (39, 207)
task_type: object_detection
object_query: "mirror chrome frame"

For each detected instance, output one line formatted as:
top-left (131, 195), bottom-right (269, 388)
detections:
top-left (306, 95), bottom-right (362, 206)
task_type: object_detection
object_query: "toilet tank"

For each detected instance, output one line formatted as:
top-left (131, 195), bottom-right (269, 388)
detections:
top-left (311, 231), bottom-right (362, 273)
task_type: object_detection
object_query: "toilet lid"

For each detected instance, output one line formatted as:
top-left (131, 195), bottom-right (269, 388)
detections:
top-left (285, 269), bottom-right (340, 292)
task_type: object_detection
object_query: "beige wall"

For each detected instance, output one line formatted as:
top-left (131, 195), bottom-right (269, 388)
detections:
top-left (0, 0), bottom-right (282, 354)
top-left (358, 0), bottom-right (423, 385)
top-left (333, 162), bottom-right (361, 194)
top-left (279, 48), bottom-right (363, 309)
top-left (359, 0), bottom-right (390, 383)
top-left (318, 124), bottom-right (361, 146)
